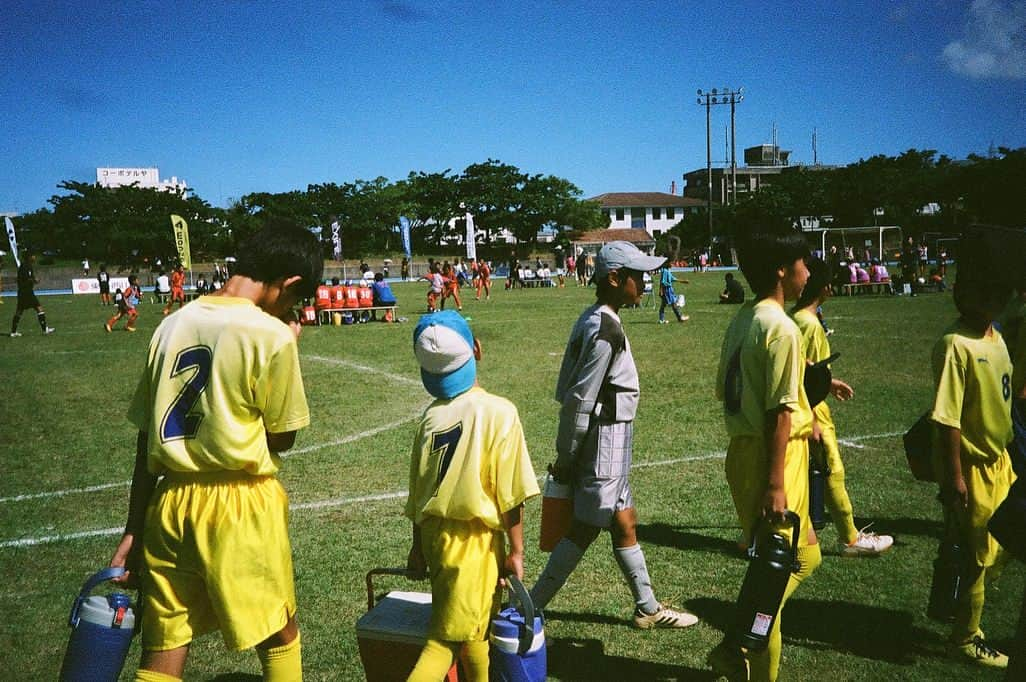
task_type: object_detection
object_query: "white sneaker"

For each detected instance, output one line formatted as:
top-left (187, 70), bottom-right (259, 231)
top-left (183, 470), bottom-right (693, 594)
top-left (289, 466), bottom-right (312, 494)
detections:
top-left (633, 603), bottom-right (699, 629)
top-left (659, 319), bottom-right (669, 324)
top-left (10, 332), bottom-right (22, 337)
top-left (841, 526), bottom-right (894, 557)
top-left (44, 327), bottom-right (55, 335)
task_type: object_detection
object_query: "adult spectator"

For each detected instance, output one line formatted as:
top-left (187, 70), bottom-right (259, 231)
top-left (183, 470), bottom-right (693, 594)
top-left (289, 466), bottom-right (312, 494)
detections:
top-left (900, 237), bottom-right (920, 296)
top-left (97, 264), bottom-right (112, 306)
top-left (195, 273), bottom-right (209, 294)
top-left (371, 272), bottom-right (397, 321)
top-left (155, 270), bottom-right (171, 299)
top-left (719, 272), bottom-right (744, 304)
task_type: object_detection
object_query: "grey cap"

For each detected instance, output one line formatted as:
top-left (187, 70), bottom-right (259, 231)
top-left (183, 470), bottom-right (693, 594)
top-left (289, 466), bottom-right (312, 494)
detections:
top-left (593, 241), bottom-right (666, 279)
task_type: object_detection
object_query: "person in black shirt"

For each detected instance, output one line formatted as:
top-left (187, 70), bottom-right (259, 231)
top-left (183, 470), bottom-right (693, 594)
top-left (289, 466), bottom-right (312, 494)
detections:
top-left (97, 264), bottom-right (112, 305)
top-left (719, 272), bottom-right (745, 304)
top-left (10, 254), bottom-right (54, 336)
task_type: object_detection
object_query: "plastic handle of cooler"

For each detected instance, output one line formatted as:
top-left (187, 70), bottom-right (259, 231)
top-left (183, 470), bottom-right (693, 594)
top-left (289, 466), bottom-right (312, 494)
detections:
top-left (505, 575), bottom-right (537, 656)
top-left (69, 567), bottom-right (127, 628)
top-left (364, 568), bottom-right (416, 611)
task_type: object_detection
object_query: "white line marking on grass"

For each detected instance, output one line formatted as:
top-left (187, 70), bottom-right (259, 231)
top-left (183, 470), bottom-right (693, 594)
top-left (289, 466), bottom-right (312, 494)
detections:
top-left (303, 354), bottom-right (421, 386)
top-left (0, 480), bottom-right (131, 503)
top-left (281, 414), bottom-right (424, 458)
top-left (838, 439), bottom-right (866, 449)
top-left (1, 430), bottom-right (907, 549)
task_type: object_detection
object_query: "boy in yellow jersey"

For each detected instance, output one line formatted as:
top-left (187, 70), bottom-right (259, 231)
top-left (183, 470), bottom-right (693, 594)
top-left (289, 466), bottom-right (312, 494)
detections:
top-left (792, 258), bottom-right (894, 557)
top-left (109, 220), bottom-right (322, 682)
top-left (405, 310), bottom-right (539, 682)
top-left (708, 233), bottom-right (820, 682)
top-left (931, 254), bottom-right (1016, 669)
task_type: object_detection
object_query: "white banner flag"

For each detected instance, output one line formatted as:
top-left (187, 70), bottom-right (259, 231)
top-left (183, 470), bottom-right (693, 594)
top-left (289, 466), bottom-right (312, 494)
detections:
top-left (4, 216), bottom-right (20, 267)
top-left (331, 221), bottom-right (342, 261)
top-left (465, 211), bottom-right (477, 262)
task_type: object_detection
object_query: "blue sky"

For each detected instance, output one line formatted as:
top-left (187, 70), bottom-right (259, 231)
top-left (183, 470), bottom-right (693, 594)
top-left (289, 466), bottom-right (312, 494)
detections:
top-left (2, 0), bottom-right (1024, 214)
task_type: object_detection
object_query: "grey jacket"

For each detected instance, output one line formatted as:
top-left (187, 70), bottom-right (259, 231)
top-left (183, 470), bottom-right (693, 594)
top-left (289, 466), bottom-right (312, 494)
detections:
top-left (555, 304), bottom-right (640, 465)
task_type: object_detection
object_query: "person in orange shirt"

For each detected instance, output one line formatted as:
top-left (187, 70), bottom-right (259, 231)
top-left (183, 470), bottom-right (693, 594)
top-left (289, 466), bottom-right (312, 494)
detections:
top-left (314, 280), bottom-right (332, 311)
top-left (162, 265), bottom-right (188, 316)
top-left (331, 277), bottom-right (347, 310)
top-left (440, 262), bottom-right (462, 311)
top-left (475, 259), bottom-right (491, 301)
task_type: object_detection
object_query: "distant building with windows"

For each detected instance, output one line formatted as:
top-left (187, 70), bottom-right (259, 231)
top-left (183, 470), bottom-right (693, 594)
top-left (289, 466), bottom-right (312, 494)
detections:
top-left (96, 167), bottom-right (187, 195)
top-left (682, 143), bottom-right (834, 206)
top-left (587, 192), bottom-right (704, 237)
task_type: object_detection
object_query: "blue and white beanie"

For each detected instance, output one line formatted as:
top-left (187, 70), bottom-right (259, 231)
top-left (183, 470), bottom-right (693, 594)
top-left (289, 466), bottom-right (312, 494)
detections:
top-left (413, 311), bottom-right (476, 399)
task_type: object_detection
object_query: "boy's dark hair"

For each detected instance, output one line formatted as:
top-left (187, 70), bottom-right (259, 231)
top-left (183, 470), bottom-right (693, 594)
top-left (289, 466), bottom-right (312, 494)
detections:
top-left (954, 233), bottom-right (1015, 324)
top-left (737, 232), bottom-right (809, 296)
top-left (331, 277), bottom-right (340, 286)
top-left (795, 257), bottom-right (830, 309)
top-left (234, 219), bottom-right (323, 299)
top-left (374, 272), bottom-right (384, 282)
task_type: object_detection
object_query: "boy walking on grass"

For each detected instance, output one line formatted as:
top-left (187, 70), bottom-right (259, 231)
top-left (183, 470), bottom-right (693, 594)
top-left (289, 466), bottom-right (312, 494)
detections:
top-left (530, 241), bottom-right (698, 630)
top-left (405, 310), bottom-right (539, 682)
top-left (709, 233), bottom-right (820, 681)
top-left (931, 252), bottom-right (1016, 669)
top-left (792, 257), bottom-right (894, 557)
top-left (110, 221), bottom-right (322, 682)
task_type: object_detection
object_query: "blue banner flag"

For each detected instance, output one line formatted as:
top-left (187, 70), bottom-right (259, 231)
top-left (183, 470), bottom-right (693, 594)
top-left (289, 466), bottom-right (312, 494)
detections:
top-left (399, 216), bottom-right (412, 260)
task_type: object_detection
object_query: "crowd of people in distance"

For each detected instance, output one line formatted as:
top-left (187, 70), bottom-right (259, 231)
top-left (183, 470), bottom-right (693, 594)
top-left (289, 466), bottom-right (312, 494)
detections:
top-left (310, 273), bottom-right (397, 324)
top-left (821, 237), bottom-right (950, 297)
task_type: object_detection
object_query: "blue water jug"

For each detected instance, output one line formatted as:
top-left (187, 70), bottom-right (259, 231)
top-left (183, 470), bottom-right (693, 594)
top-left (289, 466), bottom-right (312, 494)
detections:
top-left (489, 576), bottom-right (545, 682)
top-left (59, 567), bottom-right (136, 682)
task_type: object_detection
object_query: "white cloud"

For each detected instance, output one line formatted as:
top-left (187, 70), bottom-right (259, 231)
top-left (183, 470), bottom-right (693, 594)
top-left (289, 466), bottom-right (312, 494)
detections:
top-left (942, 0), bottom-right (1026, 78)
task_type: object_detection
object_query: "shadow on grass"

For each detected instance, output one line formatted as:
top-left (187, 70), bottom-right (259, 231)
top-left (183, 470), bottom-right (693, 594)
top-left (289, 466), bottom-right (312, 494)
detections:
top-left (635, 523), bottom-right (745, 558)
top-left (208, 675), bottom-right (260, 682)
top-left (861, 515), bottom-right (943, 539)
top-left (542, 610), bottom-right (629, 627)
top-left (546, 637), bottom-right (718, 681)
top-left (686, 597), bottom-right (937, 665)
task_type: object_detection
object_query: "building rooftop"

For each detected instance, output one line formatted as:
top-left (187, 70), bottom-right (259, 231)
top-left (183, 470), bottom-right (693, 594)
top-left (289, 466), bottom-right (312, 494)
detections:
top-left (574, 228), bottom-right (656, 244)
top-left (588, 192), bottom-right (704, 208)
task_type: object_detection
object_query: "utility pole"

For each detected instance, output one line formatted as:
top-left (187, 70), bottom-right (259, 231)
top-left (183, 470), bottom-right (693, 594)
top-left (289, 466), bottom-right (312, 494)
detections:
top-left (697, 87), bottom-right (743, 245)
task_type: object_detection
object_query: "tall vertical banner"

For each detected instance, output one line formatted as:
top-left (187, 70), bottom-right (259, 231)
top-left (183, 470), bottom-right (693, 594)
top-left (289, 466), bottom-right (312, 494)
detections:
top-left (465, 211), bottom-right (477, 262)
top-left (4, 216), bottom-right (20, 267)
top-left (399, 216), bottom-right (412, 260)
top-left (169, 214), bottom-right (192, 269)
top-left (330, 220), bottom-right (342, 261)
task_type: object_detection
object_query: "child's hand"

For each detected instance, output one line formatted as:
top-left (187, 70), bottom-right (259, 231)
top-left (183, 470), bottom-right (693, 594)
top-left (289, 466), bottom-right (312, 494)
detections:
top-left (110, 532), bottom-right (142, 588)
top-left (548, 462), bottom-right (573, 484)
top-left (502, 550), bottom-right (525, 584)
top-left (942, 475), bottom-right (969, 509)
top-left (761, 485), bottom-right (788, 524)
top-left (830, 379), bottom-right (854, 401)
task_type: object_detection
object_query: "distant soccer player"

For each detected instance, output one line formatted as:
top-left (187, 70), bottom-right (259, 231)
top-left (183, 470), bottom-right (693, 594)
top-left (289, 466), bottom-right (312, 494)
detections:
top-left (109, 220), bottom-right (322, 682)
top-left (162, 264), bottom-right (187, 316)
top-left (10, 253), bottom-right (55, 337)
top-left (931, 250), bottom-right (1016, 669)
top-left (106, 274), bottom-right (142, 332)
top-left (97, 264), bottom-right (112, 306)
top-left (424, 262), bottom-right (444, 312)
top-left (475, 258), bottom-right (491, 301)
top-left (792, 258), bottom-right (893, 557)
top-left (530, 241), bottom-right (698, 630)
top-left (406, 311), bottom-right (539, 682)
top-left (708, 233), bottom-right (819, 681)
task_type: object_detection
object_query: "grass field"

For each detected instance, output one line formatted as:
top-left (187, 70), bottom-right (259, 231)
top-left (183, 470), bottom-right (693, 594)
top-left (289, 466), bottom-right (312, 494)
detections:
top-left (1, 272), bottom-right (1022, 681)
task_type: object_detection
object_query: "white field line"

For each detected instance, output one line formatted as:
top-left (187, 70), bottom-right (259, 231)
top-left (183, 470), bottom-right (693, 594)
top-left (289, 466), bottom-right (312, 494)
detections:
top-left (0, 429), bottom-right (905, 550)
top-left (302, 354), bottom-right (421, 386)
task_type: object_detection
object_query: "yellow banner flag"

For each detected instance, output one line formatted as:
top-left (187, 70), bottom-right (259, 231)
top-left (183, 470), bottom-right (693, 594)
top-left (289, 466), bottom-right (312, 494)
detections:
top-left (170, 214), bottom-right (191, 270)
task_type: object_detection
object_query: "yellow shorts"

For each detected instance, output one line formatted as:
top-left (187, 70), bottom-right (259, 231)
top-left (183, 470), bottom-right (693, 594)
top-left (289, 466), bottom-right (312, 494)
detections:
top-left (954, 451), bottom-right (1016, 567)
top-left (725, 435), bottom-right (811, 548)
top-left (141, 473), bottom-right (297, 651)
top-left (419, 516), bottom-right (502, 642)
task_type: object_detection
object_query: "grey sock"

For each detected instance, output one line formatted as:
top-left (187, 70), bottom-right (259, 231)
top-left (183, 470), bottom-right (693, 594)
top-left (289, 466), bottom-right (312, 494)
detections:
top-left (530, 538), bottom-right (585, 610)
top-left (614, 543), bottom-right (659, 614)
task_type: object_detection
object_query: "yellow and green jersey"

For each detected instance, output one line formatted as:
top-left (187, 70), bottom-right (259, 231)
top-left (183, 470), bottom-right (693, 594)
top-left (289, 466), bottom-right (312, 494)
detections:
top-left (128, 296), bottom-right (310, 476)
top-left (931, 320), bottom-right (1013, 463)
top-left (793, 307), bottom-right (834, 429)
top-left (717, 299), bottom-right (813, 439)
top-left (405, 387), bottom-right (539, 530)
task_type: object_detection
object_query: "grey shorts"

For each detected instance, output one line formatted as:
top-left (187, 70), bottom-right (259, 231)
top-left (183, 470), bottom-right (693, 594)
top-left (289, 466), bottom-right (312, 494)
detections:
top-left (573, 421), bottom-right (634, 528)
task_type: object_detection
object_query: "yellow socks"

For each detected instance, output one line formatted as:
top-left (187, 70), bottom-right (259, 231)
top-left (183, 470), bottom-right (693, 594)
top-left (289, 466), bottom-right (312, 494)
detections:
top-left (257, 632), bottom-right (302, 681)
top-left (748, 543), bottom-right (822, 681)
top-left (460, 639), bottom-right (490, 682)
top-left (408, 639), bottom-right (459, 682)
top-left (134, 670), bottom-right (181, 682)
top-left (952, 567), bottom-right (986, 644)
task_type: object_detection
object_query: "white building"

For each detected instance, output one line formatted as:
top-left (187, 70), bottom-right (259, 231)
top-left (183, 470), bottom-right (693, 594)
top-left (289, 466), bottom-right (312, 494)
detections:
top-left (588, 192), bottom-right (704, 237)
top-left (96, 167), bottom-right (187, 195)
